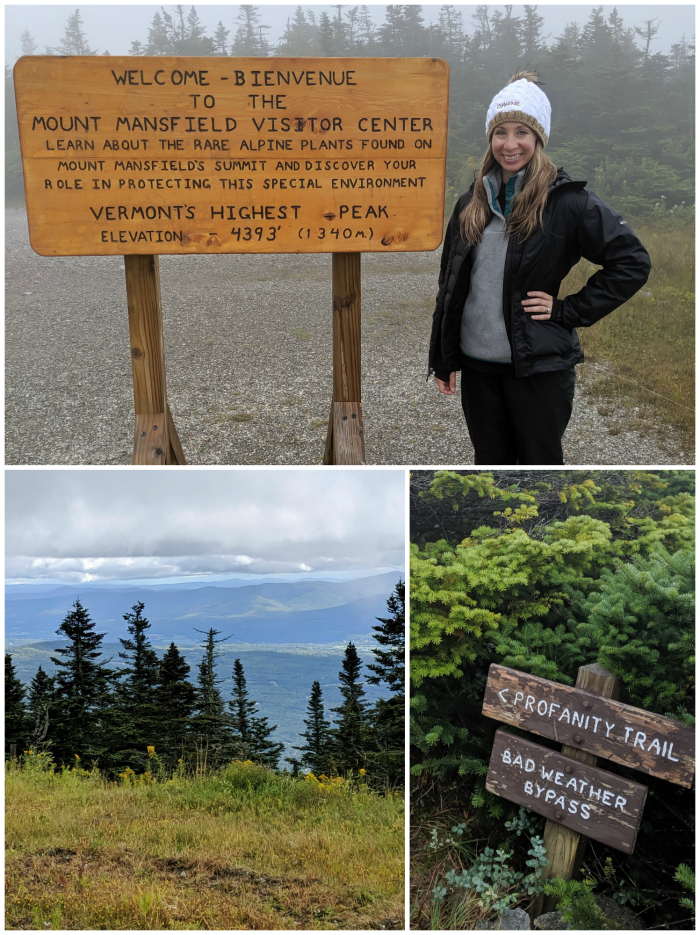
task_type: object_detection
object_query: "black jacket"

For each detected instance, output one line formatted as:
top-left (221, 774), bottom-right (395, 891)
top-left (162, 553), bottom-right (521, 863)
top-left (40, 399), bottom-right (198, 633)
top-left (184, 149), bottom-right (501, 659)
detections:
top-left (430, 168), bottom-right (652, 380)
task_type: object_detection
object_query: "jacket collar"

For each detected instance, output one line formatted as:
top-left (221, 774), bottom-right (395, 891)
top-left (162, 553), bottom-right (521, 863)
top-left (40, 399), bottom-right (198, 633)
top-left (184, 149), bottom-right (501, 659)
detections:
top-left (550, 167), bottom-right (587, 192)
top-left (483, 165), bottom-right (526, 219)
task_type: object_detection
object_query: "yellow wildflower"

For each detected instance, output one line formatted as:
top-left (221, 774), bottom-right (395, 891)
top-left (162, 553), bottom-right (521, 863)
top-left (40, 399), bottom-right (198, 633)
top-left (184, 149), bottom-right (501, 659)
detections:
top-left (147, 746), bottom-right (155, 757)
top-left (359, 768), bottom-right (366, 775)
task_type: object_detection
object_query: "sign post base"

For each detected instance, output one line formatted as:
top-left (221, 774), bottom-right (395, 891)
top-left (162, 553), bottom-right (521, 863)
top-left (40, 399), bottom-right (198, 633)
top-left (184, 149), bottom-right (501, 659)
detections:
top-left (323, 252), bottom-right (365, 465)
top-left (528, 664), bottom-right (621, 920)
top-left (125, 255), bottom-right (185, 465)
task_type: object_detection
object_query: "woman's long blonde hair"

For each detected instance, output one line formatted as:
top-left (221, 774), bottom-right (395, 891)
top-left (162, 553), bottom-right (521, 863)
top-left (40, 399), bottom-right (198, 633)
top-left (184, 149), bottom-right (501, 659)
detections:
top-left (459, 135), bottom-right (557, 246)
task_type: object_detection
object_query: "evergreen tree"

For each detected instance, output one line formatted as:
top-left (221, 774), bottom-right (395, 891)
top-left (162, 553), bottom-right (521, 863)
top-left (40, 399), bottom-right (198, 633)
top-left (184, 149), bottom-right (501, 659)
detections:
top-left (288, 680), bottom-right (332, 774)
top-left (45, 9), bottom-right (97, 55)
top-left (520, 5), bottom-right (546, 57)
top-left (434, 6), bottom-right (466, 62)
top-left (367, 582), bottom-right (406, 788)
top-left (145, 10), bottom-right (172, 55)
top-left (50, 600), bottom-right (116, 764)
top-left (213, 21), bottom-right (231, 55)
top-left (154, 642), bottom-right (196, 762)
top-left (228, 658), bottom-right (283, 768)
top-left (367, 581), bottom-right (405, 693)
top-left (330, 642), bottom-right (370, 774)
top-left (113, 602), bottom-right (160, 763)
top-left (190, 628), bottom-right (231, 766)
top-left (277, 7), bottom-right (317, 55)
top-left (356, 6), bottom-right (378, 52)
top-left (5, 655), bottom-right (30, 753)
top-left (179, 6), bottom-right (215, 55)
top-left (27, 665), bottom-right (55, 750)
top-left (20, 30), bottom-right (38, 55)
top-left (317, 11), bottom-right (338, 56)
top-left (379, 4), bottom-right (427, 56)
top-left (231, 6), bottom-right (271, 56)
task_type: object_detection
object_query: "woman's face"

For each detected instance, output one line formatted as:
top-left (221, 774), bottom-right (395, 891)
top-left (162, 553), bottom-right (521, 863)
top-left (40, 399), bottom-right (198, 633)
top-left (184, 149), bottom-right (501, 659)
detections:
top-left (491, 122), bottom-right (538, 180)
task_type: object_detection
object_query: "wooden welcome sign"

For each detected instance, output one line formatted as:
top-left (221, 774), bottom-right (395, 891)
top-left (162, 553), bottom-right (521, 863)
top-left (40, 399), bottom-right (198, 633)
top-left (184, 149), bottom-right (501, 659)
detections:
top-left (13, 56), bottom-right (450, 465)
top-left (481, 662), bottom-right (695, 912)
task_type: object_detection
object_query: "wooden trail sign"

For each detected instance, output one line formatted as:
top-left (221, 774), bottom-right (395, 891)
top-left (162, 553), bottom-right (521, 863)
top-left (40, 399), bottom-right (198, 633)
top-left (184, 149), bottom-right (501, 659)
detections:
top-left (486, 730), bottom-right (648, 855)
top-left (14, 55), bottom-right (450, 464)
top-left (482, 663), bottom-right (695, 788)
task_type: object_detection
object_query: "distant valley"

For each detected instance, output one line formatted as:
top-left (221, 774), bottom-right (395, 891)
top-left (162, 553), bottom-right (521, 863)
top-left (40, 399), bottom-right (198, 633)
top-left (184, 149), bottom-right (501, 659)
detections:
top-left (6, 572), bottom-right (399, 646)
top-left (6, 572), bottom-right (402, 758)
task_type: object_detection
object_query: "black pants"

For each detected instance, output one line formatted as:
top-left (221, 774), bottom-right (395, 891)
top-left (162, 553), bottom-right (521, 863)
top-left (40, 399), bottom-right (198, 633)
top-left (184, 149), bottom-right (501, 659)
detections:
top-left (460, 366), bottom-right (575, 465)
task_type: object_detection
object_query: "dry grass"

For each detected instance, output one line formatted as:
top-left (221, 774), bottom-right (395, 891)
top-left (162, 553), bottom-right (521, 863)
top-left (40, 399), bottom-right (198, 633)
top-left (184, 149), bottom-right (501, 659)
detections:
top-left (562, 223), bottom-right (694, 449)
top-left (6, 760), bottom-right (404, 930)
top-left (410, 795), bottom-right (488, 931)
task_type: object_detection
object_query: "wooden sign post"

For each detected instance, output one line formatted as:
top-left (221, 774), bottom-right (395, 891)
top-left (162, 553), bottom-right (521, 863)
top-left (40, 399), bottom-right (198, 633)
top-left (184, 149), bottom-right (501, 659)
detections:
top-left (13, 55), bottom-right (449, 465)
top-left (481, 662), bottom-right (696, 917)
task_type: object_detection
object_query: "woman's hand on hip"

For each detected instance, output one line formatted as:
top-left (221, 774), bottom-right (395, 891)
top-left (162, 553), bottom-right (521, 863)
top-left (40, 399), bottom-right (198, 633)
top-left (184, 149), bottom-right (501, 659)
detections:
top-left (522, 291), bottom-right (554, 320)
top-left (434, 373), bottom-right (456, 395)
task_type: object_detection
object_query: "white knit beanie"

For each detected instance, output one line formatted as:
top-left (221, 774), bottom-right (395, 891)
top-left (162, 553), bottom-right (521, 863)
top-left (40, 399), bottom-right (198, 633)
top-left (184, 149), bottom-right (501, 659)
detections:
top-left (485, 71), bottom-right (551, 146)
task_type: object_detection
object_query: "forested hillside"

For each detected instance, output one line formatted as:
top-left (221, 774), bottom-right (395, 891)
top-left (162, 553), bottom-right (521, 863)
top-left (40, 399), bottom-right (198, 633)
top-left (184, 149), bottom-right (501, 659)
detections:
top-left (6, 581), bottom-right (405, 789)
top-left (410, 470), bottom-right (694, 930)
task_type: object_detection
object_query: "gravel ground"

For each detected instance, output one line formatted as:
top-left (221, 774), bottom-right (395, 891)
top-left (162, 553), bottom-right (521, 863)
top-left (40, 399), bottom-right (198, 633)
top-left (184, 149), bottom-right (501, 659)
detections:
top-left (6, 207), bottom-right (690, 466)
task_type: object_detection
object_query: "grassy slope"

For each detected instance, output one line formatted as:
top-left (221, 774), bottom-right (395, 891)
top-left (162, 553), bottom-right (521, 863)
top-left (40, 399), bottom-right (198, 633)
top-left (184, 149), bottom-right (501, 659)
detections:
top-left (566, 223), bottom-right (694, 447)
top-left (6, 761), bottom-right (404, 930)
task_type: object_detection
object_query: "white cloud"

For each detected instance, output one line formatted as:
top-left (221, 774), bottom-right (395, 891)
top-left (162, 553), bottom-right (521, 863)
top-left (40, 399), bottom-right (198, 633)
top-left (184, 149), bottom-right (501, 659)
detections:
top-left (6, 469), bottom-right (405, 582)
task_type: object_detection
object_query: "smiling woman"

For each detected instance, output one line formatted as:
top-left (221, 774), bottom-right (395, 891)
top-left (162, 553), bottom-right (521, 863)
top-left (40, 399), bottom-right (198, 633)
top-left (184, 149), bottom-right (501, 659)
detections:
top-left (430, 71), bottom-right (652, 465)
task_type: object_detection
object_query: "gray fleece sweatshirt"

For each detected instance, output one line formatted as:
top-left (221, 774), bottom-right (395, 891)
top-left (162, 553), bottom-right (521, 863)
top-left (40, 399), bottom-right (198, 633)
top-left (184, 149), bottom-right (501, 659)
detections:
top-left (460, 166), bottom-right (525, 363)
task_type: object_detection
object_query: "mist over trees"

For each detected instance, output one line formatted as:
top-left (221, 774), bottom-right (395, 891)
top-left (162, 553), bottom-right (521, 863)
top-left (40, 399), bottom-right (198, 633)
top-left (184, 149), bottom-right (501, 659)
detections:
top-left (5, 581), bottom-right (405, 789)
top-left (7, 4), bottom-right (694, 222)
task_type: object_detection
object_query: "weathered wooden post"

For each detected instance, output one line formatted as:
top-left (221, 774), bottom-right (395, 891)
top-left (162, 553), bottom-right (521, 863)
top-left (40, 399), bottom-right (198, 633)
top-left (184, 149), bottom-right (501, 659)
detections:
top-left (125, 254), bottom-right (185, 465)
top-left (529, 663), bottom-right (620, 919)
top-left (324, 252), bottom-right (364, 464)
top-left (10, 744), bottom-right (17, 761)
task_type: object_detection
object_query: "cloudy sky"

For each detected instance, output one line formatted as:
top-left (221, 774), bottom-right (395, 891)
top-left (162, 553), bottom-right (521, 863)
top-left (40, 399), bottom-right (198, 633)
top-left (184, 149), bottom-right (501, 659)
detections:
top-left (6, 4), bottom-right (695, 60)
top-left (6, 469), bottom-right (405, 584)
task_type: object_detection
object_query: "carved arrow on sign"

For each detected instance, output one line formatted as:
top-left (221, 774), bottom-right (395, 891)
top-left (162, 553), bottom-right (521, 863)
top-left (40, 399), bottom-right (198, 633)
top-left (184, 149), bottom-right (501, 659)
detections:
top-left (482, 664), bottom-right (695, 788)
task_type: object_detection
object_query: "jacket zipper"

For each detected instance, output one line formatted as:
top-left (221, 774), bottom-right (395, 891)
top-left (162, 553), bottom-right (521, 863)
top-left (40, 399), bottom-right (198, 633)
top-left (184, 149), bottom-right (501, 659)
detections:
top-left (501, 235), bottom-right (520, 378)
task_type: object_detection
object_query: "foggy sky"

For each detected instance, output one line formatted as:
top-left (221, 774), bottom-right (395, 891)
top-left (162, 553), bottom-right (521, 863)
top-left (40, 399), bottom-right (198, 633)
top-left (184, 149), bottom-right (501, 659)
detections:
top-left (6, 4), bottom-right (695, 61)
top-left (5, 469), bottom-right (405, 582)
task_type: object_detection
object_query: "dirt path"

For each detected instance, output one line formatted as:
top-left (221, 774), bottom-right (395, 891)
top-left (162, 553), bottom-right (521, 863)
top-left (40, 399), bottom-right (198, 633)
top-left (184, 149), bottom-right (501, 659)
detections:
top-left (5, 208), bottom-right (689, 465)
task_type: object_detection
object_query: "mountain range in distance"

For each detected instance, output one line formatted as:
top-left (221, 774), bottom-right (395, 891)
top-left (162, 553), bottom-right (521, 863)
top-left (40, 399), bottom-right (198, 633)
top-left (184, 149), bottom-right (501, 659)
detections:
top-left (6, 572), bottom-right (403, 757)
top-left (6, 571), bottom-right (401, 647)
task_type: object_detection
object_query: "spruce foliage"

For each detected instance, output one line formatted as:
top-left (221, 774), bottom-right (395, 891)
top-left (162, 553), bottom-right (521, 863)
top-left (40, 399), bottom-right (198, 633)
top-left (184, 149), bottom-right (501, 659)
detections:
top-left (7, 583), bottom-right (406, 790)
top-left (367, 581), bottom-right (405, 788)
top-left (190, 627), bottom-right (232, 765)
top-left (288, 679), bottom-right (332, 774)
top-left (50, 599), bottom-right (116, 765)
top-left (228, 658), bottom-right (283, 768)
top-left (330, 642), bottom-right (370, 774)
top-left (154, 642), bottom-right (196, 764)
top-left (411, 470), bottom-right (695, 782)
top-left (5, 655), bottom-right (30, 753)
top-left (45, 10), bottom-right (97, 55)
top-left (114, 602), bottom-right (161, 761)
top-left (27, 665), bottom-right (55, 750)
